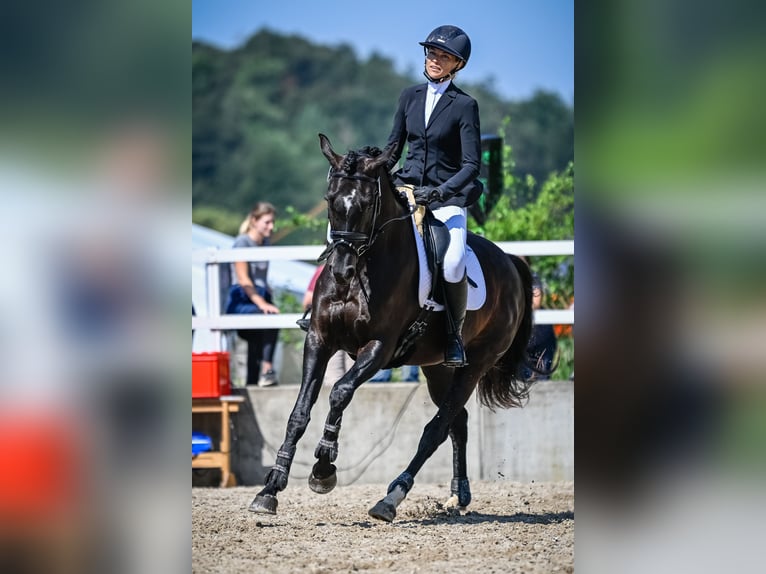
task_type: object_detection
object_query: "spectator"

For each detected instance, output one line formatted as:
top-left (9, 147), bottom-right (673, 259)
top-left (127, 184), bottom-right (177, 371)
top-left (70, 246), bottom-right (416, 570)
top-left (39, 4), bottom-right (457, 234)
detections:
top-left (224, 202), bottom-right (280, 387)
top-left (301, 264), bottom-right (354, 386)
top-left (524, 273), bottom-right (558, 380)
top-left (369, 365), bottom-right (420, 383)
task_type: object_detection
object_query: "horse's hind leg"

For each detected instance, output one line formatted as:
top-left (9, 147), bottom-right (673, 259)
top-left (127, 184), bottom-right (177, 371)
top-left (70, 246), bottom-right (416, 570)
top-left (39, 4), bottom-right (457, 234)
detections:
top-left (368, 411), bottom-right (453, 522)
top-left (368, 400), bottom-right (467, 521)
top-left (444, 407), bottom-right (472, 510)
top-left (368, 368), bottom-right (479, 522)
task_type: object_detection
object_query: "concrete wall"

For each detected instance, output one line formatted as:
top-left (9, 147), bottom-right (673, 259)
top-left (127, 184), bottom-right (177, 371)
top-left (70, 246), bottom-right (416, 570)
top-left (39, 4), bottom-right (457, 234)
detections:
top-left (226, 380), bottom-right (573, 487)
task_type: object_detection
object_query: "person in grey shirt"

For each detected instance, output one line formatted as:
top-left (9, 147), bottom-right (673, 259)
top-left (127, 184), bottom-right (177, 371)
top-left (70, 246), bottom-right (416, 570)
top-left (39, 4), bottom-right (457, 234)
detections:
top-left (224, 202), bottom-right (280, 386)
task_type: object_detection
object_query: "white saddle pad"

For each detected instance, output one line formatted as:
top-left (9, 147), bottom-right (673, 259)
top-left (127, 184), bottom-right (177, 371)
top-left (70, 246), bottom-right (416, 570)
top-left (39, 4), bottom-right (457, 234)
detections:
top-left (411, 218), bottom-right (487, 311)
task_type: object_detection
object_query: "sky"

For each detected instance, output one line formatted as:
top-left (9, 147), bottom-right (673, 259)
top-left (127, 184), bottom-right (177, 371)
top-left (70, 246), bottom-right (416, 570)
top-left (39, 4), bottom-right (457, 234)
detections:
top-left (192, 0), bottom-right (573, 104)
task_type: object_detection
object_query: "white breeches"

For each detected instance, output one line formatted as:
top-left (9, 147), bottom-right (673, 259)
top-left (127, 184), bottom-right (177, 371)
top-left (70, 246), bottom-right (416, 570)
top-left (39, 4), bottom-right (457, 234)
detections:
top-left (431, 205), bottom-right (467, 284)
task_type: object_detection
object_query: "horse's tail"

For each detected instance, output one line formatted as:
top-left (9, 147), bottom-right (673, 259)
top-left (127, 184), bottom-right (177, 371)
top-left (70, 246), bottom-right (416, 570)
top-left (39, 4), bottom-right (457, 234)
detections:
top-left (477, 254), bottom-right (536, 410)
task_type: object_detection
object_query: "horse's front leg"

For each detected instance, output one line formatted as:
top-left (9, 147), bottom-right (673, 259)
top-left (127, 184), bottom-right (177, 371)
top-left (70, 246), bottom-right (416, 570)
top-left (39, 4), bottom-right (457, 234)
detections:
top-left (308, 341), bottom-right (386, 494)
top-left (249, 333), bottom-right (331, 514)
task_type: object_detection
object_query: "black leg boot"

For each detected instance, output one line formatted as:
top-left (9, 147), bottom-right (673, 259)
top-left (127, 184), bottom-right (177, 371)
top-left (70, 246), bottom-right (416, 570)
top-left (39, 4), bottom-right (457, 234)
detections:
top-left (443, 275), bottom-right (468, 367)
top-left (246, 344), bottom-right (261, 386)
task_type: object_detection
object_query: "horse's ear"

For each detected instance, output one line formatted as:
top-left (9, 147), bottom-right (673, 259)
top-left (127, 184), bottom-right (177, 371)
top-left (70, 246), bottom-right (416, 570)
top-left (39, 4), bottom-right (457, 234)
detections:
top-left (319, 133), bottom-right (342, 170)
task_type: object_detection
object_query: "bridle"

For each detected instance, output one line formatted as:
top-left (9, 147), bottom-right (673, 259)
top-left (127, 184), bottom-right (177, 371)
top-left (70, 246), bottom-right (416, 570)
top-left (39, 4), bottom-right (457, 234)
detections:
top-left (321, 169), bottom-right (413, 263)
top-left (325, 171), bottom-right (381, 260)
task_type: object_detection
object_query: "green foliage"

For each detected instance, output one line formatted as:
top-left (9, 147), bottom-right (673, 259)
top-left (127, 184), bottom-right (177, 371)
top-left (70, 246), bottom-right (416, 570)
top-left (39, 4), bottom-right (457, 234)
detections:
top-left (192, 205), bottom-right (242, 236)
top-left (555, 335), bottom-right (575, 381)
top-left (277, 206), bottom-right (327, 237)
top-left (481, 163), bottom-right (574, 242)
top-left (479, 161), bottom-right (574, 310)
top-left (272, 289), bottom-right (308, 351)
top-left (273, 206), bottom-right (329, 245)
top-left (470, 124), bottom-right (574, 379)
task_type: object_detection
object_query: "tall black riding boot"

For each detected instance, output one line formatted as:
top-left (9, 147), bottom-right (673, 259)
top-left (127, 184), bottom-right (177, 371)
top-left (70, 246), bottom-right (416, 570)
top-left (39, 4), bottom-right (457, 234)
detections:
top-left (443, 275), bottom-right (468, 367)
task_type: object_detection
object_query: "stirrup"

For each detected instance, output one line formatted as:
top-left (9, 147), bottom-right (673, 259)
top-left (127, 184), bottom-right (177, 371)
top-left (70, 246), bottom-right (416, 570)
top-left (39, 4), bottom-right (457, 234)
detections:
top-left (444, 335), bottom-right (467, 367)
top-left (444, 355), bottom-right (468, 367)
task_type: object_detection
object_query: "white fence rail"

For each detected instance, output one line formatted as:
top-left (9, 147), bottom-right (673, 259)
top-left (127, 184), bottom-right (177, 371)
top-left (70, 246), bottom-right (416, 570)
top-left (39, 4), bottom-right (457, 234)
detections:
top-left (192, 240), bottom-right (574, 347)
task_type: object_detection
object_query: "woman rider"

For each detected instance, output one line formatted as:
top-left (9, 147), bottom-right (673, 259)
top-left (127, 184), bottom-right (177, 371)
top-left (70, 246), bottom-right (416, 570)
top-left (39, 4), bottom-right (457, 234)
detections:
top-left (385, 25), bottom-right (483, 367)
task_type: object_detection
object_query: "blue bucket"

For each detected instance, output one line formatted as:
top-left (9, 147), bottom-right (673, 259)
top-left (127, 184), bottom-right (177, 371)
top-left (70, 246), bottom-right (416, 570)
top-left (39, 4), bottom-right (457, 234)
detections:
top-left (192, 432), bottom-right (213, 456)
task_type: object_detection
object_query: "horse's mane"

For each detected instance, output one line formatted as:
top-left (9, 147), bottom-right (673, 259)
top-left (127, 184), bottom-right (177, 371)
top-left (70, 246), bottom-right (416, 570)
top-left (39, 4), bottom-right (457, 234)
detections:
top-left (358, 145), bottom-right (382, 157)
top-left (340, 146), bottom-right (383, 175)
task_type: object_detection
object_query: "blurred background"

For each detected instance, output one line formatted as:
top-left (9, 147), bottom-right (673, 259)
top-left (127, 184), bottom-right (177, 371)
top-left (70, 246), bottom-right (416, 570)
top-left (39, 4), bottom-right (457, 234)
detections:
top-left (0, 1), bottom-right (189, 573)
top-left (576, 1), bottom-right (766, 573)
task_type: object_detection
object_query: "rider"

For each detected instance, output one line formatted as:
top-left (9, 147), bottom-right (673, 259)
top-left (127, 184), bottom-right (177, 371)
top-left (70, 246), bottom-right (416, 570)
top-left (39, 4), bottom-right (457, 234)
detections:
top-left (384, 25), bottom-right (483, 367)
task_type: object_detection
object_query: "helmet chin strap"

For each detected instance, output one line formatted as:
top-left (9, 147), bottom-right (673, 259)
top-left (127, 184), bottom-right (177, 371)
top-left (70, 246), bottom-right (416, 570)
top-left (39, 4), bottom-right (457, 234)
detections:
top-left (423, 69), bottom-right (453, 83)
top-left (423, 61), bottom-right (464, 83)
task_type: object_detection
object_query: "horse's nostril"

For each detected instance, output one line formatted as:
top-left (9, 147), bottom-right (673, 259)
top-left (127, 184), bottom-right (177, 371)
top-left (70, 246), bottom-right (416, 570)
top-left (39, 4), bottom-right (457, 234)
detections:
top-left (333, 267), bottom-right (354, 284)
top-left (331, 254), bottom-right (356, 284)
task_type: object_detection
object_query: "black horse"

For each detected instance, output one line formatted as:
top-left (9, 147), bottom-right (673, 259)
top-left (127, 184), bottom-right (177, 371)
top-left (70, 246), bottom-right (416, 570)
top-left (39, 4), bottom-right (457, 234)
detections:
top-left (250, 134), bottom-right (536, 522)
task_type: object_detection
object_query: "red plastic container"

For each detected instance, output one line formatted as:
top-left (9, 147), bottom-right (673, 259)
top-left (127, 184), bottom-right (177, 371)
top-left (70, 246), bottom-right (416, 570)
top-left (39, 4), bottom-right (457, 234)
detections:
top-left (192, 352), bottom-right (231, 398)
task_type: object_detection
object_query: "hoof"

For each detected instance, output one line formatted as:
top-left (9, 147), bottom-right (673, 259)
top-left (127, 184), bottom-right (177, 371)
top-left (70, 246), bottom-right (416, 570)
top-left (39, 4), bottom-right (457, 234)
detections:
top-left (308, 470), bottom-right (337, 494)
top-left (444, 494), bottom-right (460, 509)
top-left (444, 495), bottom-right (467, 513)
top-left (450, 477), bottom-right (472, 507)
top-left (368, 499), bottom-right (396, 523)
top-left (249, 494), bottom-right (278, 514)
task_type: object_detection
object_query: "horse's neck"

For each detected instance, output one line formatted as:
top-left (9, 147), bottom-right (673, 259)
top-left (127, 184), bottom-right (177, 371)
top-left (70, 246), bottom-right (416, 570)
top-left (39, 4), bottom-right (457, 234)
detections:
top-left (368, 197), bottom-right (417, 279)
top-left (379, 185), bottom-right (413, 246)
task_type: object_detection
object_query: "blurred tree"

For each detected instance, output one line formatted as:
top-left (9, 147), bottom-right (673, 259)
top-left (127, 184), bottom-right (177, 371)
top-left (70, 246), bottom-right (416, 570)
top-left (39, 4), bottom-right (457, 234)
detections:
top-left (505, 91), bottom-right (574, 199)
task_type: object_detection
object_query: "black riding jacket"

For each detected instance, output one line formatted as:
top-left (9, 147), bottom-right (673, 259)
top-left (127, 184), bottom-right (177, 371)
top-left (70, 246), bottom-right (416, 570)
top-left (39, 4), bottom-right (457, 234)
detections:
top-left (385, 81), bottom-right (483, 209)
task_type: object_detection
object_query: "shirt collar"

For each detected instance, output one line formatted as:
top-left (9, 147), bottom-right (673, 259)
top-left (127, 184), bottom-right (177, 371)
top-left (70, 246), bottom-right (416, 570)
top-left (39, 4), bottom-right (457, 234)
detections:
top-left (427, 79), bottom-right (451, 95)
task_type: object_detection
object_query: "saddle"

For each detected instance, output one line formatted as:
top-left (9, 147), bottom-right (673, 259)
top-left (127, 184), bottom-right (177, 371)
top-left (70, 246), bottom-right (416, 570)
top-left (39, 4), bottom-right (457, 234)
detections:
top-left (403, 187), bottom-right (477, 297)
top-left (420, 210), bottom-right (449, 304)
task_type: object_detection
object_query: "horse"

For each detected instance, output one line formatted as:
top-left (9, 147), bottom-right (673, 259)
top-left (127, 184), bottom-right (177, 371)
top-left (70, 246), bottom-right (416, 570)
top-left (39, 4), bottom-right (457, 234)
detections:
top-left (249, 133), bottom-right (536, 522)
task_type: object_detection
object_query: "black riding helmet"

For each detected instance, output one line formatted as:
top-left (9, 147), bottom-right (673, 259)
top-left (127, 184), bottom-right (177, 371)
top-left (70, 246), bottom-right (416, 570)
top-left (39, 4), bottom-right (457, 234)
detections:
top-left (420, 25), bottom-right (471, 82)
top-left (420, 25), bottom-right (471, 63)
